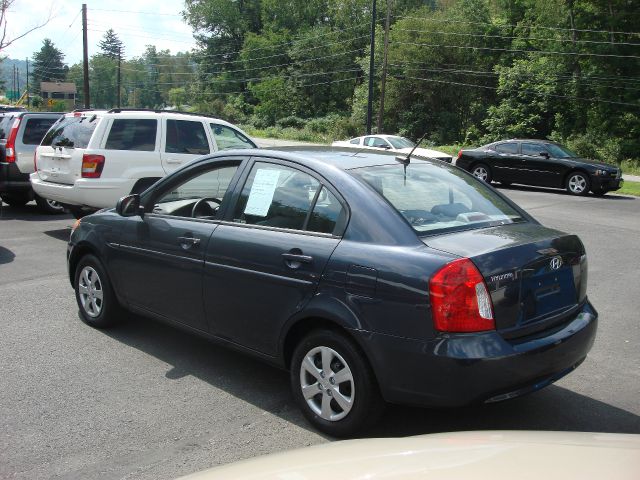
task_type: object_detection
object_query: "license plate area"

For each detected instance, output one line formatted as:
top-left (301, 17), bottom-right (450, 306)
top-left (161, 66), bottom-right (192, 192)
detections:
top-left (520, 259), bottom-right (576, 323)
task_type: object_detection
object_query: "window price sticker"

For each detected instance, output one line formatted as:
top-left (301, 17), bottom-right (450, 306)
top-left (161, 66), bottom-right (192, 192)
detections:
top-left (244, 169), bottom-right (280, 217)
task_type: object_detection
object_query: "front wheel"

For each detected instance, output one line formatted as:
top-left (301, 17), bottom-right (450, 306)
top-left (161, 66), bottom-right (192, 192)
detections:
top-left (74, 254), bottom-right (123, 328)
top-left (471, 163), bottom-right (492, 183)
top-left (35, 195), bottom-right (65, 214)
top-left (566, 172), bottom-right (590, 196)
top-left (290, 329), bottom-right (384, 437)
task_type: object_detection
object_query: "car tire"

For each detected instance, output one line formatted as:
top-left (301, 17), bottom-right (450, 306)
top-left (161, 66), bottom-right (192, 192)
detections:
top-left (74, 254), bottom-right (123, 329)
top-left (290, 329), bottom-right (384, 437)
top-left (566, 172), bottom-right (590, 196)
top-left (471, 163), bottom-right (492, 183)
top-left (1, 193), bottom-right (29, 207)
top-left (35, 195), bottom-right (65, 214)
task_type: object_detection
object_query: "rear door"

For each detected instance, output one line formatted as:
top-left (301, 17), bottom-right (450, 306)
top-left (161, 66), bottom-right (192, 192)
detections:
top-left (35, 114), bottom-right (100, 184)
top-left (492, 142), bottom-right (522, 182)
top-left (161, 119), bottom-right (211, 173)
top-left (203, 159), bottom-right (346, 355)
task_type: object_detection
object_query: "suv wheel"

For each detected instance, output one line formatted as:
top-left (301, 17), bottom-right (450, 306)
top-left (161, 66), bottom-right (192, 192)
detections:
top-left (290, 329), bottom-right (384, 437)
top-left (566, 172), bottom-right (590, 196)
top-left (74, 255), bottom-right (123, 328)
top-left (35, 195), bottom-right (65, 214)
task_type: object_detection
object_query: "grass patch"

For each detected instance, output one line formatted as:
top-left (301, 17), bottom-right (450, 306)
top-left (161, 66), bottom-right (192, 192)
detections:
top-left (617, 180), bottom-right (640, 197)
top-left (620, 159), bottom-right (640, 176)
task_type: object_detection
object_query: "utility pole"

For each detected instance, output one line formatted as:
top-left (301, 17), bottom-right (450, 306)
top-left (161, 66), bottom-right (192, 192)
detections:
top-left (366, 0), bottom-right (377, 135)
top-left (82, 4), bottom-right (91, 108)
top-left (376, 0), bottom-right (391, 134)
top-left (12, 65), bottom-right (16, 104)
top-left (117, 49), bottom-right (121, 108)
top-left (26, 59), bottom-right (30, 108)
top-left (16, 68), bottom-right (20, 99)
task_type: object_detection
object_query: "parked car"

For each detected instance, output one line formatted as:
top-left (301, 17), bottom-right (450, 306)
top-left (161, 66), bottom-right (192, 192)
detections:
top-left (0, 105), bottom-right (27, 113)
top-left (0, 111), bottom-right (65, 213)
top-left (332, 135), bottom-right (452, 162)
top-left (176, 431), bottom-right (640, 480)
top-left (30, 109), bottom-right (257, 218)
top-left (457, 139), bottom-right (623, 196)
top-left (68, 147), bottom-right (596, 436)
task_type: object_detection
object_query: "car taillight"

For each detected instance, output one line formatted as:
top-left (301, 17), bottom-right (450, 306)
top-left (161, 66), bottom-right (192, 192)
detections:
top-left (81, 154), bottom-right (105, 178)
top-left (457, 149), bottom-right (463, 159)
top-left (5, 118), bottom-right (21, 163)
top-left (429, 258), bottom-right (495, 333)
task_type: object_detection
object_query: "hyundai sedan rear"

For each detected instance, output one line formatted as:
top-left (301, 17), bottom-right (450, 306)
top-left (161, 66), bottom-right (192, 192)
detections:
top-left (67, 147), bottom-right (597, 436)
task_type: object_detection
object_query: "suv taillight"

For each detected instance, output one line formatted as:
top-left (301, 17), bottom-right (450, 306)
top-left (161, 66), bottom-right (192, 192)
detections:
top-left (5, 118), bottom-right (21, 163)
top-left (81, 154), bottom-right (105, 178)
top-left (429, 258), bottom-right (495, 333)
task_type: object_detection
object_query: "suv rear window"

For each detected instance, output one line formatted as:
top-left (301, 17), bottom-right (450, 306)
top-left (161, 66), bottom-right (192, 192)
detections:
top-left (351, 162), bottom-right (524, 235)
top-left (0, 115), bottom-right (16, 140)
top-left (105, 119), bottom-right (157, 151)
top-left (41, 115), bottom-right (99, 149)
top-left (22, 117), bottom-right (59, 145)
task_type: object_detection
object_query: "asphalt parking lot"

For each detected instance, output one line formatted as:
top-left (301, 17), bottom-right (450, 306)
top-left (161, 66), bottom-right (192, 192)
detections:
top-left (1, 185), bottom-right (639, 480)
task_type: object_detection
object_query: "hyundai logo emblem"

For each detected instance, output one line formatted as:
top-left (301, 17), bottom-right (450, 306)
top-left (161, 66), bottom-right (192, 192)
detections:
top-left (550, 256), bottom-right (563, 270)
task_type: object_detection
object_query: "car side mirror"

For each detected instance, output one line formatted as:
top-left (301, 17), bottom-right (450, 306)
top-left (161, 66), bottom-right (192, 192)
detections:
top-left (116, 194), bottom-right (144, 218)
top-left (539, 151), bottom-right (550, 158)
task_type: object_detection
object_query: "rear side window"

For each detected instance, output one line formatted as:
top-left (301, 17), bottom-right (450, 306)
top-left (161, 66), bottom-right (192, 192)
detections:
top-left (166, 120), bottom-right (210, 155)
top-left (352, 163), bottom-right (524, 235)
top-left (209, 123), bottom-right (255, 150)
top-left (495, 142), bottom-right (519, 154)
top-left (307, 187), bottom-right (345, 235)
top-left (105, 119), bottom-right (157, 151)
top-left (22, 117), bottom-right (59, 145)
top-left (41, 115), bottom-right (99, 148)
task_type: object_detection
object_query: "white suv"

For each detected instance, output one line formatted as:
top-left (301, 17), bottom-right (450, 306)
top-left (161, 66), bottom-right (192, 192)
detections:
top-left (30, 109), bottom-right (256, 216)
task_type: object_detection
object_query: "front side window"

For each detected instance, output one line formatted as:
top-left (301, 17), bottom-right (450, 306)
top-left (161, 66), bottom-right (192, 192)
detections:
top-left (41, 115), bottom-right (99, 149)
top-left (546, 143), bottom-right (579, 158)
top-left (166, 120), bottom-right (210, 155)
top-left (22, 117), bottom-right (60, 145)
top-left (522, 143), bottom-right (544, 156)
top-left (387, 136), bottom-right (415, 149)
top-left (233, 162), bottom-right (320, 231)
top-left (209, 123), bottom-right (255, 150)
top-left (351, 163), bottom-right (524, 235)
top-left (495, 142), bottom-right (519, 154)
top-left (105, 119), bottom-right (157, 151)
top-left (153, 164), bottom-right (240, 218)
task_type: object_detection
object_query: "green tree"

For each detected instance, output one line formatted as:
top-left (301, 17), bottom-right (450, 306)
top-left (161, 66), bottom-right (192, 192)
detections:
top-left (98, 29), bottom-right (124, 59)
top-left (31, 39), bottom-right (67, 92)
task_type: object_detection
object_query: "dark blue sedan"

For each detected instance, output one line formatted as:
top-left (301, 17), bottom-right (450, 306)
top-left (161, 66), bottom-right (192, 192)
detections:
top-left (67, 147), bottom-right (597, 436)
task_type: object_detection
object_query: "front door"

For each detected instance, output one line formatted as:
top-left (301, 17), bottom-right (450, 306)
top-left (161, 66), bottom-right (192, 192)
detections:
top-left (204, 160), bottom-right (346, 355)
top-left (110, 161), bottom-right (243, 331)
top-left (520, 142), bottom-right (561, 187)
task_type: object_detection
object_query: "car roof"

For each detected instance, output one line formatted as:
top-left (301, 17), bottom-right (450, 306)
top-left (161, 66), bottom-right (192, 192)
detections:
top-left (495, 139), bottom-right (559, 145)
top-left (67, 109), bottom-right (236, 126)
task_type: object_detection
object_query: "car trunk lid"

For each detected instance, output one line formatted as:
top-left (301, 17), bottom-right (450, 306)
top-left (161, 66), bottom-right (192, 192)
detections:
top-left (424, 223), bottom-right (588, 337)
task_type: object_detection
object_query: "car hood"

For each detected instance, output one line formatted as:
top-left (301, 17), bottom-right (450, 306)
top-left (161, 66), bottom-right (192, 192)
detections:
top-left (564, 157), bottom-right (618, 171)
top-left (176, 431), bottom-right (640, 480)
top-left (397, 146), bottom-right (451, 159)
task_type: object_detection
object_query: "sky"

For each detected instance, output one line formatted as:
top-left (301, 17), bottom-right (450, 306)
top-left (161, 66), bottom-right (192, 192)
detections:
top-left (2, 0), bottom-right (199, 64)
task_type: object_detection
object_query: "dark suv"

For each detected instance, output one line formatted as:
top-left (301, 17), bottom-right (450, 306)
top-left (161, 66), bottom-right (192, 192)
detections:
top-left (0, 111), bottom-right (64, 213)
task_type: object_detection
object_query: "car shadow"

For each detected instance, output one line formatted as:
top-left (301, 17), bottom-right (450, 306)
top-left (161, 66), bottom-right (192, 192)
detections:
top-left (494, 183), bottom-right (635, 200)
top-left (0, 245), bottom-right (15, 264)
top-left (0, 202), bottom-right (73, 220)
top-left (43, 228), bottom-right (72, 242)
top-left (99, 313), bottom-right (640, 439)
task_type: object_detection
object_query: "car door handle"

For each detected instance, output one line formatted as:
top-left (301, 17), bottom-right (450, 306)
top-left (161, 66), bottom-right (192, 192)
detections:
top-left (282, 253), bottom-right (313, 268)
top-left (177, 236), bottom-right (200, 249)
top-left (166, 158), bottom-right (183, 164)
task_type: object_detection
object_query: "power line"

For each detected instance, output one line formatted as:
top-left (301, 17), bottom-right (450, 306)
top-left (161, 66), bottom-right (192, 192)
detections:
top-left (90, 8), bottom-right (177, 16)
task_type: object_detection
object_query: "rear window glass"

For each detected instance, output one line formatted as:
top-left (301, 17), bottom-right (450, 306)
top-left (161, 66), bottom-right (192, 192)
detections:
top-left (209, 123), bottom-right (255, 150)
top-left (22, 117), bottom-right (59, 145)
top-left (105, 119), bottom-right (157, 151)
top-left (166, 120), bottom-right (210, 155)
top-left (0, 115), bottom-right (16, 139)
top-left (41, 115), bottom-right (99, 149)
top-left (351, 163), bottom-right (524, 235)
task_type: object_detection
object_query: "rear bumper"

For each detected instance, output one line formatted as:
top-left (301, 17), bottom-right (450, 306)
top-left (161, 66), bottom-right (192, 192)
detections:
top-left (30, 174), bottom-right (134, 209)
top-left (355, 301), bottom-right (597, 407)
top-left (591, 175), bottom-right (622, 192)
top-left (0, 161), bottom-right (32, 195)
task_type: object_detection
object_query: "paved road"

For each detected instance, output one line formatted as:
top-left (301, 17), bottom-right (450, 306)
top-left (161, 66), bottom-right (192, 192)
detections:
top-left (1, 184), bottom-right (639, 480)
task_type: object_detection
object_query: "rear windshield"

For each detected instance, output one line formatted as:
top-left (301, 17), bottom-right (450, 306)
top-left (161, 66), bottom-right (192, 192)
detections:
top-left (41, 115), bottom-right (99, 149)
top-left (351, 162), bottom-right (525, 235)
top-left (0, 115), bottom-right (16, 140)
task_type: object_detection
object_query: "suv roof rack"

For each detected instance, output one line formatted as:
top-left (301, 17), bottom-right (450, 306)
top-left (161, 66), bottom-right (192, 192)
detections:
top-left (106, 108), bottom-right (218, 119)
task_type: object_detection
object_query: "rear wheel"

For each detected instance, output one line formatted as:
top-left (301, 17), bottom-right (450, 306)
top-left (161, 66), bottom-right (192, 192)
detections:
top-left (1, 193), bottom-right (29, 207)
top-left (471, 163), bottom-right (492, 183)
top-left (35, 195), bottom-right (65, 214)
top-left (290, 329), bottom-right (384, 437)
top-left (74, 254), bottom-right (123, 328)
top-left (566, 172), bottom-right (590, 196)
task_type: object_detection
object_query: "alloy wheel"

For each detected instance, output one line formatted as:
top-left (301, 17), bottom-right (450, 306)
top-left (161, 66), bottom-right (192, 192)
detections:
top-left (46, 199), bottom-right (64, 211)
top-left (568, 174), bottom-right (588, 194)
top-left (472, 166), bottom-right (489, 181)
top-left (299, 346), bottom-right (354, 422)
top-left (78, 266), bottom-right (104, 318)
